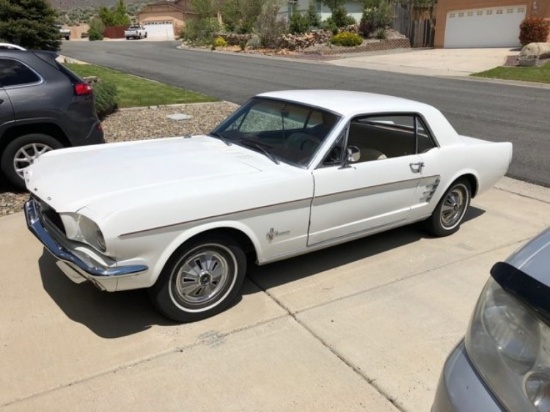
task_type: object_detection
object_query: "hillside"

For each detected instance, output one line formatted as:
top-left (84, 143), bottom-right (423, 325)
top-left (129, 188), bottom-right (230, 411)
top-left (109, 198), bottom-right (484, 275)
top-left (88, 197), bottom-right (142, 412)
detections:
top-left (49, 0), bottom-right (147, 11)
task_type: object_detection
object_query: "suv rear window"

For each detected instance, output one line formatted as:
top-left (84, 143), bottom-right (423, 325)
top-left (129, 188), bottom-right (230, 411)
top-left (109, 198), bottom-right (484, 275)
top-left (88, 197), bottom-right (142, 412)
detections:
top-left (0, 59), bottom-right (41, 87)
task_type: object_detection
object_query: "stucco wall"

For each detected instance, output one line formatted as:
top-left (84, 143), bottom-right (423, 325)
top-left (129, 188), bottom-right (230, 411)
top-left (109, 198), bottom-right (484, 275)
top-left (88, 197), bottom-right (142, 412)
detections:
top-left (434, 0), bottom-right (549, 47)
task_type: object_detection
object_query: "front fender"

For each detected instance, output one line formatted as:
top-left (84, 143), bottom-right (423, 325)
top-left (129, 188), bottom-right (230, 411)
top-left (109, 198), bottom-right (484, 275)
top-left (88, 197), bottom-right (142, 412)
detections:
top-left (149, 220), bottom-right (263, 283)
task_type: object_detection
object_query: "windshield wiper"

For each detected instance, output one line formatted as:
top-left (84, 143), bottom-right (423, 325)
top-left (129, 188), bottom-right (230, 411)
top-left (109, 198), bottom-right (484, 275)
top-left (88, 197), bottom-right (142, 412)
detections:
top-left (237, 138), bottom-right (279, 165)
top-left (209, 131), bottom-right (231, 146)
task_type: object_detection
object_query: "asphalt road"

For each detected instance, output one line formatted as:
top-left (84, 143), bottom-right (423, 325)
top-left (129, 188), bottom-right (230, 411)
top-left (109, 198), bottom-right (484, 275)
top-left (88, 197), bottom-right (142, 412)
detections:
top-left (61, 41), bottom-right (550, 187)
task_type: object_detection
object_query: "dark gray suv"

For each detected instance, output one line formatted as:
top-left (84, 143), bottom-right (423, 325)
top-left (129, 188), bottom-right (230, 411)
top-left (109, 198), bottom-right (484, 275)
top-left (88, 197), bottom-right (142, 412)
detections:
top-left (0, 48), bottom-right (104, 189)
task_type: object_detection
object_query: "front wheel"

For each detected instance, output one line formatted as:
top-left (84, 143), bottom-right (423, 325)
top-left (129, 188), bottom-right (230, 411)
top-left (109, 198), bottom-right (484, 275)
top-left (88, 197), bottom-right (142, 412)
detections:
top-left (149, 234), bottom-right (247, 323)
top-left (425, 179), bottom-right (471, 237)
top-left (1, 134), bottom-right (62, 190)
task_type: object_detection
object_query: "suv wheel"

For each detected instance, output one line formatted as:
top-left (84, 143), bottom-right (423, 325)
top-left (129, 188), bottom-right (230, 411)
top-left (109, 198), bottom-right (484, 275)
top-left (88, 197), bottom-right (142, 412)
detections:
top-left (1, 134), bottom-right (63, 189)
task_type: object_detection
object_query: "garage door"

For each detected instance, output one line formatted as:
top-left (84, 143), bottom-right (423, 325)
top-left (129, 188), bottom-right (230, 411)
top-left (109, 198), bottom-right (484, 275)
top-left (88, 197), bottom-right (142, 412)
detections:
top-left (444, 6), bottom-right (526, 48)
top-left (143, 22), bottom-right (175, 40)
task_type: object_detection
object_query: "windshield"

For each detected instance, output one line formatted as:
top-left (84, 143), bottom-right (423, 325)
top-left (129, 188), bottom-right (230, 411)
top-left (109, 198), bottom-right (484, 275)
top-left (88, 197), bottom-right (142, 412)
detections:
top-left (211, 97), bottom-right (341, 167)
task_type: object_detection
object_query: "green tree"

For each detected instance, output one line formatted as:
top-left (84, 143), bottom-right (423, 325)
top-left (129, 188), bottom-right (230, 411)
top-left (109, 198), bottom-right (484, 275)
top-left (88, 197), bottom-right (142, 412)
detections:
top-left (323, 0), bottom-right (354, 28)
top-left (0, 0), bottom-right (61, 50)
top-left (88, 16), bottom-right (105, 40)
top-left (99, 0), bottom-right (130, 26)
top-left (222, 0), bottom-right (263, 33)
top-left (359, 0), bottom-right (392, 37)
top-left (306, 0), bottom-right (320, 28)
top-left (289, 12), bottom-right (309, 34)
top-left (190, 0), bottom-right (215, 19)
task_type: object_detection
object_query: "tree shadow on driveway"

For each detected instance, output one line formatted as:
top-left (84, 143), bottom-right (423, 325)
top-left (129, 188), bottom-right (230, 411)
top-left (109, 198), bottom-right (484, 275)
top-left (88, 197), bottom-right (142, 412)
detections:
top-left (37, 206), bottom-right (484, 336)
top-left (247, 206), bottom-right (485, 291)
top-left (38, 252), bottom-right (175, 338)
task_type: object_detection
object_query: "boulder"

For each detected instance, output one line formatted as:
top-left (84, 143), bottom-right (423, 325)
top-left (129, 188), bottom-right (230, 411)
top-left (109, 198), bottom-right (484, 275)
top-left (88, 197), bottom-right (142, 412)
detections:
top-left (520, 42), bottom-right (550, 59)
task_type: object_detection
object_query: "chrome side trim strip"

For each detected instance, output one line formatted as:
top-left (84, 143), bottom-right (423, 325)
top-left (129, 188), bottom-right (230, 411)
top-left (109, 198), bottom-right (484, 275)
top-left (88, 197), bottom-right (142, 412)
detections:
top-left (25, 199), bottom-right (148, 278)
top-left (119, 197), bottom-right (313, 239)
top-left (119, 174), bottom-right (441, 239)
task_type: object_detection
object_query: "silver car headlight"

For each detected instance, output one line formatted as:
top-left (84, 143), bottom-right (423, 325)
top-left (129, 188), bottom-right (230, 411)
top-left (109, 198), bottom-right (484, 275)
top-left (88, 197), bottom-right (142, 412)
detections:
top-left (60, 213), bottom-right (106, 253)
top-left (466, 277), bottom-right (550, 411)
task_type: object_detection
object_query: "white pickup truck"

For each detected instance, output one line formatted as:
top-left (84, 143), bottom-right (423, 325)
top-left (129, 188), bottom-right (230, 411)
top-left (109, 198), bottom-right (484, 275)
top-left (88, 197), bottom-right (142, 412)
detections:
top-left (55, 24), bottom-right (70, 40)
top-left (125, 25), bottom-right (147, 40)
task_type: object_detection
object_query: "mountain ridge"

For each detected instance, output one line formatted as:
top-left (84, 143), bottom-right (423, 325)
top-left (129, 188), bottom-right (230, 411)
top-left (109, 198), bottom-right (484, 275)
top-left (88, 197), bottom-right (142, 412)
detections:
top-left (49, 0), bottom-right (148, 11)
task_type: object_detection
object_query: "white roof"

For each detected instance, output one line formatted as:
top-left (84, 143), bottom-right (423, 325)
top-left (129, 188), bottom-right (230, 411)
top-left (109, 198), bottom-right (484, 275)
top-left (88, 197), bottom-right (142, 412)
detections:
top-left (257, 90), bottom-right (436, 117)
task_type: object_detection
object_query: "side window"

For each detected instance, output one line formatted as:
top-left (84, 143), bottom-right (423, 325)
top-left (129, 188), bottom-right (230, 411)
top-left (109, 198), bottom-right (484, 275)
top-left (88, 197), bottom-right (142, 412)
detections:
top-left (346, 114), bottom-right (436, 163)
top-left (0, 59), bottom-right (41, 87)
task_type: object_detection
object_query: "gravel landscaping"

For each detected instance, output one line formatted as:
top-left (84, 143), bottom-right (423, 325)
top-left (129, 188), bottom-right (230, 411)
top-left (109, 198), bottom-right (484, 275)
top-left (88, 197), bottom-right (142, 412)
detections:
top-left (0, 101), bottom-right (239, 217)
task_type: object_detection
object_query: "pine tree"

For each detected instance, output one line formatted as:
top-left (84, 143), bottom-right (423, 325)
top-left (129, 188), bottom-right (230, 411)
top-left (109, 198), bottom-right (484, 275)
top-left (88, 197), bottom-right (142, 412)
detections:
top-left (0, 0), bottom-right (61, 51)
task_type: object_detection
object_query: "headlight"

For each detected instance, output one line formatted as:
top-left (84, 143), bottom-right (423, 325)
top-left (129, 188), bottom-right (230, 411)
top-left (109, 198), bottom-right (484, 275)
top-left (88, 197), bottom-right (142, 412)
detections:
top-left (466, 277), bottom-right (550, 411)
top-left (60, 213), bottom-right (106, 253)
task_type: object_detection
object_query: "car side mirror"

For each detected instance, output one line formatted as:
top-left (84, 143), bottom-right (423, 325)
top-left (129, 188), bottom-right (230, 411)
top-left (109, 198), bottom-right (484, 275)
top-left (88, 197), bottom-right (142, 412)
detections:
top-left (346, 146), bottom-right (361, 163)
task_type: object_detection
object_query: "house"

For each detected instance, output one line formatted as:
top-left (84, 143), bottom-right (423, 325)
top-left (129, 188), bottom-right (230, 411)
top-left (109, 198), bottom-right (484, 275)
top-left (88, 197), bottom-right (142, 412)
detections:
top-left (137, 0), bottom-right (198, 40)
top-left (279, 0), bottom-right (365, 23)
top-left (435, 0), bottom-right (550, 48)
top-left (138, 0), bottom-right (364, 40)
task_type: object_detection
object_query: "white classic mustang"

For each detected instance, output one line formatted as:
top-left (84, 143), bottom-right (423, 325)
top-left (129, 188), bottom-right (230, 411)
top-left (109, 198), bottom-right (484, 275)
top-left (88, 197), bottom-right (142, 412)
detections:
top-left (24, 90), bottom-right (513, 322)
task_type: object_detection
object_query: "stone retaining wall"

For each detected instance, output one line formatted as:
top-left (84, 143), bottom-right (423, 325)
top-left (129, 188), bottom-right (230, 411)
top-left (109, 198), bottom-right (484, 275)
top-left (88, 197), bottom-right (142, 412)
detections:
top-left (305, 38), bottom-right (411, 55)
top-left (215, 29), bottom-right (410, 53)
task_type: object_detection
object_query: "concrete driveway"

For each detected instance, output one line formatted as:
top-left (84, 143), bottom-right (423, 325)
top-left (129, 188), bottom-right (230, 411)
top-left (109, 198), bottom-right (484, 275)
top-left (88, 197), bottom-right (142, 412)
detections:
top-left (1, 177), bottom-right (549, 411)
top-left (327, 48), bottom-right (519, 77)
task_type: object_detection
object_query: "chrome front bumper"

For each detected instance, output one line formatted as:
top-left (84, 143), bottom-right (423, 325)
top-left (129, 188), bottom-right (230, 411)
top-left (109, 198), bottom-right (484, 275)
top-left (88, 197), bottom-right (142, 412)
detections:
top-left (25, 199), bottom-right (148, 289)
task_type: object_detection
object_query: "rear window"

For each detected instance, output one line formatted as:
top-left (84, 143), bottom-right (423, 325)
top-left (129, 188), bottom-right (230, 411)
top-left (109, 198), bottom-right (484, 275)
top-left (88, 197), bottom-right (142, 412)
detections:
top-left (0, 58), bottom-right (41, 87)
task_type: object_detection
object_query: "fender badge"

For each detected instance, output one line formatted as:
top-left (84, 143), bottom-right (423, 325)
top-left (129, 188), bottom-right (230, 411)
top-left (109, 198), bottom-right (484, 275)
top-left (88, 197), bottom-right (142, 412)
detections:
top-left (267, 228), bottom-right (290, 241)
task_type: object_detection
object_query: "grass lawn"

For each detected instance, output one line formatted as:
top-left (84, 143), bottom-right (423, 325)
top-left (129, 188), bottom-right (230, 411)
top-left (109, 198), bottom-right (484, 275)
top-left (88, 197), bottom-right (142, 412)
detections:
top-left (66, 63), bottom-right (217, 107)
top-left (472, 60), bottom-right (550, 84)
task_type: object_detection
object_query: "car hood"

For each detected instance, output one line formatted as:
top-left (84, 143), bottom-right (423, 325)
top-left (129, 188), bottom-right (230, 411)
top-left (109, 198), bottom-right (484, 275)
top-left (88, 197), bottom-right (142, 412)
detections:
top-left (26, 136), bottom-right (310, 225)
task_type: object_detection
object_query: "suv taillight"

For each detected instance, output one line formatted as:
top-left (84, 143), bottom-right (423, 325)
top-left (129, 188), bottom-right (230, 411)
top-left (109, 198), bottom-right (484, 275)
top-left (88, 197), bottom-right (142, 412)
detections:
top-left (74, 83), bottom-right (93, 96)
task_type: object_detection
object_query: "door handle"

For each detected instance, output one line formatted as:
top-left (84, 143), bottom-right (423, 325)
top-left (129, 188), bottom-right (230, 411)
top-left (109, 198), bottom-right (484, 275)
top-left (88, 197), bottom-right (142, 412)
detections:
top-left (0, 99), bottom-right (3, 104)
top-left (410, 162), bottom-right (424, 173)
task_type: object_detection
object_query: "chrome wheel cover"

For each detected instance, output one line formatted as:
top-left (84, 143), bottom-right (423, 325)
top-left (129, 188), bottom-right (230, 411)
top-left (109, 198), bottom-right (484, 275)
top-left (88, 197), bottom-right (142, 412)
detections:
top-left (171, 245), bottom-right (233, 307)
top-left (13, 143), bottom-right (53, 177)
top-left (440, 183), bottom-right (469, 229)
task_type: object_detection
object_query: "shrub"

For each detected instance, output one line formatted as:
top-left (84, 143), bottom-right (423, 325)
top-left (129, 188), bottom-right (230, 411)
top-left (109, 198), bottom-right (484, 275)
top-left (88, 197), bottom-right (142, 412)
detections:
top-left (255, 0), bottom-right (288, 48)
top-left (306, 0), bottom-right (321, 28)
top-left (246, 34), bottom-right (262, 49)
top-left (183, 18), bottom-right (221, 45)
top-left (519, 17), bottom-right (550, 46)
top-left (330, 31), bottom-right (363, 47)
top-left (88, 29), bottom-right (103, 41)
top-left (88, 17), bottom-right (104, 41)
top-left (92, 79), bottom-right (118, 119)
top-left (289, 12), bottom-right (310, 34)
top-left (325, 8), bottom-right (356, 29)
top-left (213, 36), bottom-right (228, 48)
top-left (359, 0), bottom-right (393, 37)
top-left (375, 27), bottom-right (386, 39)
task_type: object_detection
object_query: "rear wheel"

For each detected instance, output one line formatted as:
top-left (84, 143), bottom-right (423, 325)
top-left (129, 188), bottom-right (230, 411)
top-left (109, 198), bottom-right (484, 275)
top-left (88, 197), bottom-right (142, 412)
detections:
top-left (425, 179), bottom-right (471, 237)
top-left (1, 134), bottom-right (62, 190)
top-left (149, 234), bottom-right (247, 323)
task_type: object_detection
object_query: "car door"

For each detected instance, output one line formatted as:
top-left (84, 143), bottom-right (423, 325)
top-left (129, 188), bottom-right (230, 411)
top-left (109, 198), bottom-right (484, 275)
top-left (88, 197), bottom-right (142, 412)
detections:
top-left (308, 114), bottom-right (424, 246)
top-left (0, 87), bottom-right (14, 132)
top-left (0, 59), bottom-right (16, 136)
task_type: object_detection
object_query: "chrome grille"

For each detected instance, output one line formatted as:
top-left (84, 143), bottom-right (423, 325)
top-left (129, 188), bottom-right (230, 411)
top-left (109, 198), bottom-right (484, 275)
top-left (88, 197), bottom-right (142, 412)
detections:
top-left (34, 197), bottom-right (66, 236)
